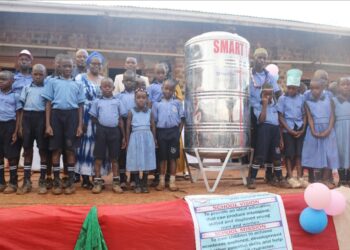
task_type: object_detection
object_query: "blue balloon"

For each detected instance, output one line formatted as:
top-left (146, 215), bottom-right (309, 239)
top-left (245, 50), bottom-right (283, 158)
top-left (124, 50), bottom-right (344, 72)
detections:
top-left (299, 207), bottom-right (328, 234)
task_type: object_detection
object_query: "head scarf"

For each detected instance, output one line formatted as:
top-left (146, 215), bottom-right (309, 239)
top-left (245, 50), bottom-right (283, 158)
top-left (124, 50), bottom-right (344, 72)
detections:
top-left (86, 51), bottom-right (105, 67)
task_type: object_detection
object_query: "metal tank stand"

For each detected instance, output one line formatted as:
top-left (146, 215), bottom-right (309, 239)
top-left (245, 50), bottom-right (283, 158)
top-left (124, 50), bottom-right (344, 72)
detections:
top-left (192, 148), bottom-right (254, 193)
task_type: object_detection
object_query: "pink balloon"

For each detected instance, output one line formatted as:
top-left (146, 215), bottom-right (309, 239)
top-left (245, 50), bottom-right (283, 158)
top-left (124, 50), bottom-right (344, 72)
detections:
top-left (324, 190), bottom-right (347, 216)
top-left (304, 183), bottom-right (331, 210)
top-left (266, 64), bottom-right (279, 76)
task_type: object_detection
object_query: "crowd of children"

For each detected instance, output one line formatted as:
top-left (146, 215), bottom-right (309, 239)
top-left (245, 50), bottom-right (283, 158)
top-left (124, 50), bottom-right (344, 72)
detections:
top-left (0, 49), bottom-right (184, 195)
top-left (0, 48), bottom-right (350, 195)
top-left (248, 48), bottom-right (350, 190)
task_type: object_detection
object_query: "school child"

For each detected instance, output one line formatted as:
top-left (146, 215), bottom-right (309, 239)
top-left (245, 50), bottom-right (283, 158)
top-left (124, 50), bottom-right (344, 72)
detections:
top-left (147, 63), bottom-right (167, 186)
top-left (44, 54), bottom-right (64, 190)
top-left (147, 63), bottom-right (167, 105)
top-left (12, 50), bottom-right (33, 94)
top-left (126, 87), bottom-right (157, 193)
top-left (42, 54), bottom-right (86, 195)
top-left (114, 57), bottom-right (150, 94)
top-left (118, 70), bottom-right (137, 189)
top-left (90, 78), bottom-right (126, 194)
top-left (277, 69), bottom-right (308, 188)
top-left (0, 71), bottom-right (22, 194)
top-left (152, 79), bottom-right (185, 191)
top-left (333, 77), bottom-right (350, 186)
top-left (247, 83), bottom-right (290, 189)
top-left (17, 64), bottom-right (48, 194)
top-left (302, 78), bottom-right (339, 187)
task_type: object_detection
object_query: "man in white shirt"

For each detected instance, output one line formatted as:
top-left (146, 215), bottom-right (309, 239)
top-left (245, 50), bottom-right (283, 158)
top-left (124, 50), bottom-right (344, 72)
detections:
top-left (114, 57), bottom-right (149, 94)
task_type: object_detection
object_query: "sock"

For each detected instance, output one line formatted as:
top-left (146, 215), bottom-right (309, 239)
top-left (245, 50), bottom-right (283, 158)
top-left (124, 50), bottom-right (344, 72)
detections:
top-left (40, 165), bottom-right (47, 179)
top-left (113, 176), bottom-right (120, 181)
top-left (94, 177), bottom-right (102, 183)
top-left (24, 164), bottom-right (31, 180)
top-left (67, 165), bottom-right (75, 180)
top-left (9, 165), bottom-right (17, 184)
top-left (265, 163), bottom-right (273, 175)
top-left (250, 164), bottom-right (260, 180)
top-left (159, 175), bottom-right (165, 183)
top-left (53, 164), bottom-right (60, 179)
top-left (170, 175), bottom-right (176, 183)
top-left (0, 163), bottom-right (4, 183)
top-left (274, 165), bottom-right (282, 178)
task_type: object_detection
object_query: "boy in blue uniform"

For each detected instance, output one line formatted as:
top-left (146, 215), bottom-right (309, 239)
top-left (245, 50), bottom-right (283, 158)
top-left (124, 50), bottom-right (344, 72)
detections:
top-left (247, 83), bottom-right (289, 189)
top-left (12, 50), bottom-right (33, 94)
top-left (42, 55), bottom-right (85, 195)
top-left (118, 70), bottom-right (137, 189)
top-left (17, 64), bottom-right (49, 194)
top-left (90, 78), bottom-right (126, 194)
top-left (147, 63), bottom-right (167, 105)
top-left (277, 69), bottom-right (308, 188)
top-left (0, 71), bottom-right (22, 194)
top-left (250, 48), bottom-right (282, 183)
top-left (152, 79), bottom-right (185, 191)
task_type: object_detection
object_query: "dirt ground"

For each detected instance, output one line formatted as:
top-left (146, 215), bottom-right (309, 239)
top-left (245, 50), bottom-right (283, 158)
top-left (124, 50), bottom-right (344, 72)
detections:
top-left (0, 167), bottom-right (305, 208)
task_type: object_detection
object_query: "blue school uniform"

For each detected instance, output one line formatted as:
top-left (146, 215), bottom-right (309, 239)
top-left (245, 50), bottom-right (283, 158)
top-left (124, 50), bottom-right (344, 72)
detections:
top-left (277, 94), bottom-right (304, 132)
top-left (302, 93), bottom-right (339, 169)
top-left (118, 90), bottom-right (135, 118)
top-left (89, 96), bottom-right (122, 127)
top-left (249, 70), bottom-right (280, 109)
top-left (152, 98), bottom-right (184, 128)
top-left (147, 81), bottom-right (163, 104)
top-left (0, 90), bottom-right (22, 121)
top-left (126, 108), bottom-right (156, 172)
top-left (333, 96), bottom-right (350, 168)
top-left (253, 101), bottom-right (279, 126)
top-left (12, 72), bottom-right (32, 94)
top-left (41, 77), bottom-right (86, 109)
top-left (20, 82), bottom-right (46, 111)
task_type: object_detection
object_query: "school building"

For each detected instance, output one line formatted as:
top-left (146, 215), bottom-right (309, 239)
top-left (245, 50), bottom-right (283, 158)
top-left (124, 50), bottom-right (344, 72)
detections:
top-left (1, 1), bottom-right (350, 88)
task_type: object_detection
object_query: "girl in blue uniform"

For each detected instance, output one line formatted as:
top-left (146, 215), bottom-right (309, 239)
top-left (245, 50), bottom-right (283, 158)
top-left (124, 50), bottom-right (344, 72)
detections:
top-left (126, 88), bottom-right (157, 193)
top-left (302, 78), bottom-right (339, 187)
top-left (333, 77), bottom-right (350, 186)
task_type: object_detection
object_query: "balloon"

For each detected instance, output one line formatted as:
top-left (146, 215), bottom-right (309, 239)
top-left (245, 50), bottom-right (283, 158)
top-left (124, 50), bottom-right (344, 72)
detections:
top-left (324, 190), bottom-right (347, 216)
top-left (299, 207), bottom-right (328, 234)
top-left (304, 183), bottom-right (331, 210)
top-left (266, 64), bottom-right (279, 76)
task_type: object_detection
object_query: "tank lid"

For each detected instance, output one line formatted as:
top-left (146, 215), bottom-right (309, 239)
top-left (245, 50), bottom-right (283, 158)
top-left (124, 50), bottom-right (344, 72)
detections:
top-left (185, 31), bottom-right (249, 46)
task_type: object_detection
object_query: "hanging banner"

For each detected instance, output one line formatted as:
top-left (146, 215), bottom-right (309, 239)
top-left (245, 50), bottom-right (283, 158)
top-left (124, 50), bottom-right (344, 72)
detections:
top-left (185, 192), bottom-right (292, 250)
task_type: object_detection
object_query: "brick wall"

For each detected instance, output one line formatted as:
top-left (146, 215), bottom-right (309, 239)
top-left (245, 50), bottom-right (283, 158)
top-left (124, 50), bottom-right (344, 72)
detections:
top-left (1, 12), bottom-right (350, 88)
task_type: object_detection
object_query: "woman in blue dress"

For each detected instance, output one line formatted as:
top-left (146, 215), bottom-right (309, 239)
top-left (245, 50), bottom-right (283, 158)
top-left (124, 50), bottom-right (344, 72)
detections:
top-left (302, 78), bottom-right (339, 187)
top-left (75, 51), bottom-right (109, 188)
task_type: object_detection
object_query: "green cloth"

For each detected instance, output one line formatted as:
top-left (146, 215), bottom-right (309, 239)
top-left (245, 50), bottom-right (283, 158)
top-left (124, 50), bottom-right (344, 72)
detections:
top-left (75, 206), bottom-right (108, 250)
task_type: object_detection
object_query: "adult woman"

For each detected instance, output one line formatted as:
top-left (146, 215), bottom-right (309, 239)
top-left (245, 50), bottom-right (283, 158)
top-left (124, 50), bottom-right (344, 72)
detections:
top-left (75, 51), bottom-right (109, 188)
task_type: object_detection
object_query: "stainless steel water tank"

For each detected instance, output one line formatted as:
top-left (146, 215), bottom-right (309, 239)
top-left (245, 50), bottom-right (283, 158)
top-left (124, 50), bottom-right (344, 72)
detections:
top-left (184, 32), bottom-right (250, 157)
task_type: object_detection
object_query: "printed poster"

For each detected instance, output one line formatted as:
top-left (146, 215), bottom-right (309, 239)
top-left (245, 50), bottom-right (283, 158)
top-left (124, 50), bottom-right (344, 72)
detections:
top-left (185, 192), bottom-right (292, 250)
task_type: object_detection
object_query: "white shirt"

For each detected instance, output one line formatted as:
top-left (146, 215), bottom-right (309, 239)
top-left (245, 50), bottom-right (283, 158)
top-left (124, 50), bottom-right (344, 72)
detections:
top-left (113, 74), bottom-right (149, 94)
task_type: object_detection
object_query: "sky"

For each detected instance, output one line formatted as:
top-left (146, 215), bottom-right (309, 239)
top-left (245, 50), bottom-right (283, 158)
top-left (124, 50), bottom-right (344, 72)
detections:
top-left (46, 1), bottom-right (350, 28)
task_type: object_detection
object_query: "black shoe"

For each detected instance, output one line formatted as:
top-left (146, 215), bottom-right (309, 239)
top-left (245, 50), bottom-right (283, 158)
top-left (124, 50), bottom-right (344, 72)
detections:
top-left (62, 177), bottom-right (69, 189)
top-left (74, 173), bottom-right (81, 183)
top-left (150, 174), bottom-right (159, 187)
top-left (247, 178), bottom-right (256, 189)
top-left (81, 175), bottom-right (93, 189)
top-left (141, 173), bottom-right (149, 193)
top-left (46, 177), bottom-right (53, 190)
top-left (38, 178), bottom-right (48, 194)
top-left (52, 178), bottom-right (63, 195)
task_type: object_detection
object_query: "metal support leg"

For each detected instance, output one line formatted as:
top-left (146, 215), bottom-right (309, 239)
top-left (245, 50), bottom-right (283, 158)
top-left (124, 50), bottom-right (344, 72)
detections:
top-left (194, 148), bottom-right (233, 193)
